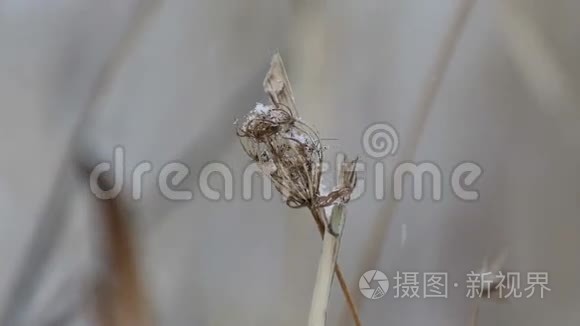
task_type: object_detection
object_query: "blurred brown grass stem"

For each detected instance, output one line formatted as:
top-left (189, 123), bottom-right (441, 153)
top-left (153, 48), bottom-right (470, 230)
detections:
top-left (0, 0), bottom-right (162, 325)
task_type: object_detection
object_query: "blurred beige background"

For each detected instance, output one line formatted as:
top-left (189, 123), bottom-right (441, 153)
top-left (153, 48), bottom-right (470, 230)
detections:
top-left (0, 0), bottom-right (579, 325)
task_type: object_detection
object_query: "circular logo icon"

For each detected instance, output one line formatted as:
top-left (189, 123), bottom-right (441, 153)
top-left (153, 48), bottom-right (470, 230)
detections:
top-left (359, 270), bottom-right (389, 299)
top-left (362, 122), bottom-right (399, 159)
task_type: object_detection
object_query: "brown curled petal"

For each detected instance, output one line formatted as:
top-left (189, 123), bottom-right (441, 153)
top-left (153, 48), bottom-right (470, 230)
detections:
top-left (338, 187), bottom-right (354, 203)
top-left (315, 195), bottom-right (335, 208)
top-left (287, 198), bottom-right (307, 208)
top-left (316, 187), bottom-right (356, 208)
top-left (317, 192), bottom-right (339, 208)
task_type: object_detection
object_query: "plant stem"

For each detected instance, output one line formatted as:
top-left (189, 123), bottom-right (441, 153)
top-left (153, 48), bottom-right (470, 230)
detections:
top-left (95, 196), bottom-right (153, 326)
top-left (309, 207), bottom-right (362, 326)
top-left (309, 204), bottom-right (346, 326)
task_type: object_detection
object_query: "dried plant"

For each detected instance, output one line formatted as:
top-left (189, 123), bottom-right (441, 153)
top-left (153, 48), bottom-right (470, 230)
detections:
top-left (236, 53), bottom-right (361, 326)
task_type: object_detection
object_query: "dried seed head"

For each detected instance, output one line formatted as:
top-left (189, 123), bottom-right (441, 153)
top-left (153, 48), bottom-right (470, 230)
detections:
top-left (236, 53), bottom-right (357, 209)
top-left (236, 102), bottom-right (324, 208)
top-left (236, 103), bottom-right (295, 142)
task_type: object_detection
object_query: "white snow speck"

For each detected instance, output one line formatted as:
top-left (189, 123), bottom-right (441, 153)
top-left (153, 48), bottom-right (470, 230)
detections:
top-left (253, 102), bottom-right (270, 114)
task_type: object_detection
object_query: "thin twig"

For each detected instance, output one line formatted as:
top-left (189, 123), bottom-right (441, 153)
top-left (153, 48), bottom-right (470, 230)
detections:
top-left (309, 204), bottom-right (347, 326)
top-left (342, 0), bottom-right (478, 323)
top-left (470, 302), bottom-right (480, 326)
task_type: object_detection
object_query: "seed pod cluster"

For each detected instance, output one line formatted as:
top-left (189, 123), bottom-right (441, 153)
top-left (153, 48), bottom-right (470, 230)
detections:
top-left (236, 54), bottom-right (356, 209)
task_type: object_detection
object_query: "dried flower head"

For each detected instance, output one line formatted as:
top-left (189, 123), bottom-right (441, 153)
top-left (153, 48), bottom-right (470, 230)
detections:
top-left (236, 53), bottom-right (357, 209)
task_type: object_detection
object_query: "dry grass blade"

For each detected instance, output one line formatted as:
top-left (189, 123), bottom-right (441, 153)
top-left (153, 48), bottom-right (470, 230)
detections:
top-left (263, 53), bottom-right (299, 116)
top-left (310, 207), bottom-right (361, 326)
top-left (309, 204), bottom-right (347, 326)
